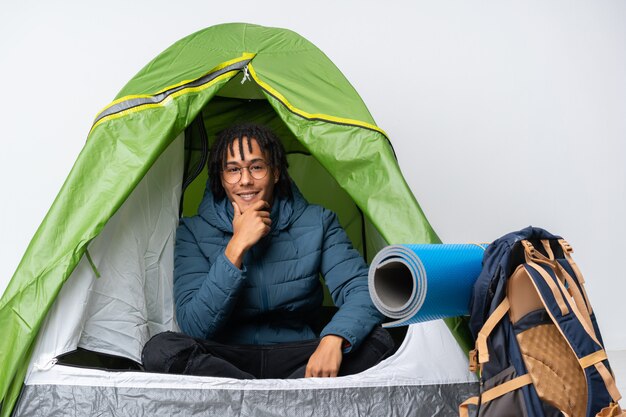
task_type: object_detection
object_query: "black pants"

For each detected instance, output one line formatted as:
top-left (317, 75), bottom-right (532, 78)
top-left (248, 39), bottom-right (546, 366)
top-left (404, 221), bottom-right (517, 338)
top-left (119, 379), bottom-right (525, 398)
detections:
top-left (142, 327), bottom-right (394, 379)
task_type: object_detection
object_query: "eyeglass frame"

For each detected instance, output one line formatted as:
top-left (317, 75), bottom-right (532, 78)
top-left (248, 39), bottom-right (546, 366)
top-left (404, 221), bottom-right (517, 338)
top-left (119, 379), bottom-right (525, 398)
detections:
top-left (221, 160), bottom-right (272, 184)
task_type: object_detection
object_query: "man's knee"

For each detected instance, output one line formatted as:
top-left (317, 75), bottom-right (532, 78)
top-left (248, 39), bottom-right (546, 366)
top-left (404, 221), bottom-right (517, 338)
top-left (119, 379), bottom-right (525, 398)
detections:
top-left (368, 326), bottom-right (395, 359)
top-left (142, 331), bottom-right (199, 373)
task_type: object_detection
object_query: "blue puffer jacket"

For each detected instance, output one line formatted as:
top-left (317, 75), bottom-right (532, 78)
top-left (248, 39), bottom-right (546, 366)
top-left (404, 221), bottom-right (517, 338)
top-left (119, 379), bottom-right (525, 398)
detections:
top-left (174, 183), bottom-right (383, 351)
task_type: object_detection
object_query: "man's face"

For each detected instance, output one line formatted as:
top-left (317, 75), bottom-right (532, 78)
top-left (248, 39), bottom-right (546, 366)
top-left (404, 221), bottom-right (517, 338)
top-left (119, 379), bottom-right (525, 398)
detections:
top-left (221, 137), bottom-right (278, 212)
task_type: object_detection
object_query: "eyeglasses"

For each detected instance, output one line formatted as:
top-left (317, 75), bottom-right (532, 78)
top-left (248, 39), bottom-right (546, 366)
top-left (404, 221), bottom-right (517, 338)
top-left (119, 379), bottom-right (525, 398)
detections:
top-left (222, 161), bottom-right (270, 184)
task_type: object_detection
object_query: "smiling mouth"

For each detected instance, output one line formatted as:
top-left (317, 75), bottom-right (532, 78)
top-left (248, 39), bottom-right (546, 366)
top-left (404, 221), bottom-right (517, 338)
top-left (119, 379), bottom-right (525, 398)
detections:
top-left (237, 191), bottom-right (259, 201)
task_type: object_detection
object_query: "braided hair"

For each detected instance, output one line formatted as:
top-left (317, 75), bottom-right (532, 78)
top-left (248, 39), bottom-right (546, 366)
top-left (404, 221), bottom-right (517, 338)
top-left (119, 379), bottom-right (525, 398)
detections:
top-left (208, 123), bottom-right (292, 201)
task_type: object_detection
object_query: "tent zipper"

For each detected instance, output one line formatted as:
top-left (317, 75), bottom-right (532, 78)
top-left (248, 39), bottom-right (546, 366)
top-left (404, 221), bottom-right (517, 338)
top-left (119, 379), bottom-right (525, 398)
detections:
top-left (92, 57), bottom-right (253, 130)
top-left (241, 65), bottom-right (251, 84)
top-left (33, 357), bottom-right (57, 371)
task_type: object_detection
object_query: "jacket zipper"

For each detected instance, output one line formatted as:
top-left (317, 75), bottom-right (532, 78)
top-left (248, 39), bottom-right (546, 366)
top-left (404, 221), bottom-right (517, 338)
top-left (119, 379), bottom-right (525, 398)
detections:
top-left (252, 245), bottom-right (270, 344)
top-left (258, 247), bottom-right (270, 313)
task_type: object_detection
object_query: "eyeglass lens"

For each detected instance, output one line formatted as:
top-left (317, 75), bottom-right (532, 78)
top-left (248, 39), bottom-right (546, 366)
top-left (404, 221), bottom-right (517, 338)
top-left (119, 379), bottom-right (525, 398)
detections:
top-left (222, 162), bottom-right (269, 183)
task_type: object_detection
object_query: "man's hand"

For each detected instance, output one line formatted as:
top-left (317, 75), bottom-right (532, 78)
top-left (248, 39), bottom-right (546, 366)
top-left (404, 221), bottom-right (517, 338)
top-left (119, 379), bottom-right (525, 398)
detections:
top-left (225, 201), bottom-right (271, 268)
top-left (305, 335), bottom-right (344, 378)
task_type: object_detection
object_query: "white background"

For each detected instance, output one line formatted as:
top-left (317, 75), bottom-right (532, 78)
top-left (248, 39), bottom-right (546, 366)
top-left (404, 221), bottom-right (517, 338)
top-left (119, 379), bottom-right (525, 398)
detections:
top-left (1, 1), bottom-right (624, 349)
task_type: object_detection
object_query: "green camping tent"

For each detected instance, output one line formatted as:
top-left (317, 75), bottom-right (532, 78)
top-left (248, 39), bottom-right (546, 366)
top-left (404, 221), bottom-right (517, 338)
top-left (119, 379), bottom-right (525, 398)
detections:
top-left (0, 23), bottom-right (473, 416)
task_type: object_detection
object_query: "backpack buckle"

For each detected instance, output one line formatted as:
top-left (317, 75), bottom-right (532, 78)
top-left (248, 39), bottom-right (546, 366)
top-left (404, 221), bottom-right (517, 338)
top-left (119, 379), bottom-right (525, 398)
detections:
top-left (559, 239), bottom-right (573, 254)
top-left (469, 349), bottom-right (478, 372)
top-left (521, 240), bottom-right (535, 256)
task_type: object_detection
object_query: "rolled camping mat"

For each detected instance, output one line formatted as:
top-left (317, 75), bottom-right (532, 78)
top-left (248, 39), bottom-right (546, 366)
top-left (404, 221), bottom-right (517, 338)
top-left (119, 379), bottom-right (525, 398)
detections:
top-left (368, 244), bottom-right (487, 327)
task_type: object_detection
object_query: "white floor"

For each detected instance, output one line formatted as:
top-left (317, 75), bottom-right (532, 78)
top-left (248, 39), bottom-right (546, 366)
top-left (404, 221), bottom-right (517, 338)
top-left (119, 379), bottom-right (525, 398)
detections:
top-left (608, 350), bottom-right (626, 400)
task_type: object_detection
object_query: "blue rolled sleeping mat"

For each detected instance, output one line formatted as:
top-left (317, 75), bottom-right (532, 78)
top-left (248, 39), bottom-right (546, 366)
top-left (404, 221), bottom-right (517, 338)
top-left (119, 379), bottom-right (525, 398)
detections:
top-left (368, 244), bottom-right (487, 327)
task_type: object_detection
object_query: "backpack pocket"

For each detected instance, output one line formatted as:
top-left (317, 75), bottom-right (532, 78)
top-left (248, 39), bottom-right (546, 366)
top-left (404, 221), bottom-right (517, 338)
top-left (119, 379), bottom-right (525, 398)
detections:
top-left (510, 265), bottom-right (588, 417)
top-left (477, 365), bottom-right (531, 417)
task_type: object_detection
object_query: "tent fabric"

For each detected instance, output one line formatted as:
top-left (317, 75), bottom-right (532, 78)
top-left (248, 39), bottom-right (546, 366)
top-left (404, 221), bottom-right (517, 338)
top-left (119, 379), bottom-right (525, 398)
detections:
top-left (77, 133), bottom-right (183, 361)
top-left (27, 135), bottom-right (184, 368)
top-left (0, 22), bottom-right (469, 416)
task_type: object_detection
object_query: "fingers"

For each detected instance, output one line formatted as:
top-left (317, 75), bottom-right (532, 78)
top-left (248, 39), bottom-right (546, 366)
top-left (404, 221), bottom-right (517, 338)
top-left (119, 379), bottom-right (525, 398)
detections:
top-left (234, 200), bottom-right (271, 227)
top-left (256, 210), bottom-right (270, 218)
top-left (232, 202), bottom-right (242, 217)
top-left (304, 336), bottom-right (343, 378)
top-left (305, 359), bottom-right (339, 377)
top-left (253, 203), bottom-right (271, 229)
top-left (231, 199), bottom-right (272, 249)
top-left (305, 364), bottom-right (339, 378)
top-left (246, 207), bottom-right (271, 227)
top-left (250, 199), bottom-right (270, 211)
top-left (258, 211), bottom-right (271, 224)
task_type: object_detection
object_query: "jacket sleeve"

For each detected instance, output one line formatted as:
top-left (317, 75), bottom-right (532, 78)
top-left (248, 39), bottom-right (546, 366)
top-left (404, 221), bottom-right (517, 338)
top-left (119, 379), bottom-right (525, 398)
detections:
top-left (173, 219), bottom-right (247, 339)
top-left (318, 209), bottom-right (384, 352)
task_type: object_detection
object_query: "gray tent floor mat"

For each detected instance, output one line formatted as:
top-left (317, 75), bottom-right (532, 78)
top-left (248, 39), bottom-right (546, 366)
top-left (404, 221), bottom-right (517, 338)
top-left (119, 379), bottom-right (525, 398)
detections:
top-left (14, 381), bottom-right (478, 417)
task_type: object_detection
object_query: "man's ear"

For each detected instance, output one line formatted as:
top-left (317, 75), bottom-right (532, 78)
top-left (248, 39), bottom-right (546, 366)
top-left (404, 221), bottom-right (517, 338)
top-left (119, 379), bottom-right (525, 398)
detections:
top-left (274, 168), bottom-right (280, 184)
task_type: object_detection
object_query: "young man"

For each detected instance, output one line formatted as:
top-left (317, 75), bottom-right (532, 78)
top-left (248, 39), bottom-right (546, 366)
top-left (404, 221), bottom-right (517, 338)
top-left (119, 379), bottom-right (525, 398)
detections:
top-left (142, 123), bottom-right (393, 378)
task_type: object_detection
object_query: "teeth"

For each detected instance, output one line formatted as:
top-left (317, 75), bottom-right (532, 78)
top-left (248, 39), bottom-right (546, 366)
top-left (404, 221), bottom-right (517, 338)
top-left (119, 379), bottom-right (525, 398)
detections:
top-left (239, 192), bottom-right (258, 200)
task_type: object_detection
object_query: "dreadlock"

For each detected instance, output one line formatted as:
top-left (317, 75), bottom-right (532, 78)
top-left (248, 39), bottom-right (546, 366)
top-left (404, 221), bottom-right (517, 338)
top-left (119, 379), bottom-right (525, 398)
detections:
top-left (208, 123), bottom-right (292, 201)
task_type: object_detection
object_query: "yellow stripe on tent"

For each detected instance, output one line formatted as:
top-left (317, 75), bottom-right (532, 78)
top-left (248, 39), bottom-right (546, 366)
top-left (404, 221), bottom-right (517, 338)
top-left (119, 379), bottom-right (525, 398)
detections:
top-left (246, 63), bottom-right (389, 139)
top-left (90, 69), bottom-right (240, 132)
top-left (90, 53), bottom-right (256, 132)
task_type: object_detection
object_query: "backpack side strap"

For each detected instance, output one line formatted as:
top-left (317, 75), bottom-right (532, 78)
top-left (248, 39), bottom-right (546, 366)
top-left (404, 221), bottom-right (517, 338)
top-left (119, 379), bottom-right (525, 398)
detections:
top-left (581, 350), bottom-right (608, 368)
top-left (557, 239), bottom-right (593, 314)
top-left (580, 349), bottom-right (622, 403)
top-left (459, 374), bottom-right (533, 417)
top-left (596, 361), bottom-right (623, 403)
top-left (458, 396), bottom-right (478, 417)
top-left (475, 298), bottom-right (510, 365)
top-left (482, 374), bottom-right (533, 403)
top-left (596, 402), bottom-right (626, 417)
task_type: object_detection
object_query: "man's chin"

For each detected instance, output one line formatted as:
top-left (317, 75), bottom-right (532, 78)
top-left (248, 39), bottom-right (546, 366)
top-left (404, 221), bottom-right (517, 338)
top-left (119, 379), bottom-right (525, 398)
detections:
top-left (236, 197), bottom-right (259, 211)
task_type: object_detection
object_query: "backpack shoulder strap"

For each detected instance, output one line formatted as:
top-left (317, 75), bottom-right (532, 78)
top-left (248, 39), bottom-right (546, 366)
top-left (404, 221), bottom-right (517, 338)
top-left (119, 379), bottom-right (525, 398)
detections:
top-left (521, 240), bottom-right (622, 404)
